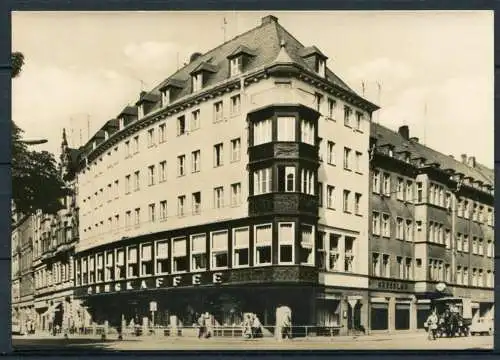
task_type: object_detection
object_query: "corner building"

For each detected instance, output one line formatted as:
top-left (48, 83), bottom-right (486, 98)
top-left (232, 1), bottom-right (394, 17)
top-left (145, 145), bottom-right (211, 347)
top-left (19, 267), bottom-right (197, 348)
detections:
top-left (368, 124), bottom-right (494, 333)
top-left (74, 15), bottom-right (378, 335)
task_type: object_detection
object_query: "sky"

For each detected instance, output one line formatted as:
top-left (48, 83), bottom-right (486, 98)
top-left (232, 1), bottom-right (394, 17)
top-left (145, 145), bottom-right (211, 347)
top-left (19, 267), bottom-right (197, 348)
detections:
top-left (12, 11), bottom-right (494, 166)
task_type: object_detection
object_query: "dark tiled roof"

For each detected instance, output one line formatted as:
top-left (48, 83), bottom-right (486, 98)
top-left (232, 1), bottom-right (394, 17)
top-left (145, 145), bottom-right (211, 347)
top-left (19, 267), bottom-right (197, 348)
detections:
top-left (136, 92), bottom-right (160, 105)
top-left (118, 106), bottom-right (138, 117)
top-left (299, 45), bottom-right (328, 59)
top-left (372, 122), bottom-right (494, 187)
top-left (227, 45), bottom-right (257, 58)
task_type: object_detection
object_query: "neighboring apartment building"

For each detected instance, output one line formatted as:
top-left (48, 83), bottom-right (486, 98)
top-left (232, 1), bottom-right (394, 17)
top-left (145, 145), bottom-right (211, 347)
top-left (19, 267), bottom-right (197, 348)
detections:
top-left (11, 211), bottom-right (36, 332)
top-left (72, 15), bottom-right (378, 335)
top-left (369, 123), bottom-right (494, 332)
top-left (31, 130), bottom-right (89, 332)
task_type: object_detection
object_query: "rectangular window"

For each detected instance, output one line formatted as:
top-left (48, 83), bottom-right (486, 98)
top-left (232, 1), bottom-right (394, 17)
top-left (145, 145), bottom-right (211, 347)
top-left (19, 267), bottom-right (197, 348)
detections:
top-left (192, 73), bottom-right (203, 92)
top-left (127, 247), bottom-right (139, 278)
top-left (191, 110), bottom-right (200, 131)
top-left (383, 173), bottom-right (391, 196)
top-left (254, 168), bottom-right (272, 195)
top-left (192, 192), bottom-right (201, 214)
top-left (278, 223), bottom-right (294, 264)
top-left (382, 214), bottom-right (390, 237)
top-left (133, 136), bottom-right (139, 154)
top-left (327, 141), bottom-right (336, 165)
top-left (417, 182), bottom-right (423, 202)
top-left (343, 147), bottom-right (351, 170)
top-left (382, 254), bottom-right (390, 277)
top-left (397, 256), bottom-right (404, 279)
top-left (372, 212), bottom-right (381, 235)
top-left (134, 207), bottom-right (140, 226)
top-left (231, 138), bottom-right (241, 162)
top-left (253, 119), bottom-right (272, 145)
top-left (344, 106), bottom-right (352, 126)
top-left (318, 182), bottom-right (323, 207)
top-left (344, 236), bottom-right (355, 272)
top-left (191, 150), bottom-right (200, 173)
top-left (159, 161), bottom-right (167, 182)
top-left (230, 94), bottom-right (241, 115)
top-left (300, 119), bottom-right (315, 145)
top-left (161, 89), bottom-right (170, 107)
top-left (233, 227), bottom-right (249, 267)
top-left (134, 171), bottom-right (140, 191)
top-left (125, 174), bottom-right (131, 194)
top-left (355, 112), bottom-right (363, 131)
top-left (125, 211), bottom-right (132, 228)
top-left (354, 193), bottom-right (362, 215)
top-left (230, 57), bottom-right (242, 76)
top-left (405, 220), bottom-right (413, 242)
top-left (148, 165), bottom-right (155, 186)
top-left (463, 235), bottom-right (469, 252)
top-left (148, 203), bottom-right (156, 223)
top-left (124, 140), bottom-right (131, 158)
top-left (327, 98), bottom-right (336, 119)
top-left (396, 217), bottom-right (404, 240)
top-left (177, 195), bottom-right (186, 217)
top-left (301, 168), bottom-right (315, 195)
top-left (327, 185), bottom-right (335, 209)
top-left (105, 251), bottom-right (114, 281)
top-left (96, 254), bottom-right (104, 282)
top-left (214, 101), bottom-right (223, 122)
top-left (372, 170), bottom-right (380, 194)
top-left (397, 178), bottom-right (404, 200)
top-left (355, 151), bottom-right (362, 173)
top-left (405, 258), bottom-right (412, 280)
top-left (255, 224), bottom-right (272, 265)
top-left (115, 249), bottom-right (125, 279)
top-left (191, 234), bottom-right (207, 271)
top-left (141, 244), bottom-right (153, 276)
top-left (406, 180), bottom-right (413, 203)
top-left (463, 268), bottom-right (469, 286)
top-left (211, 231), bottom-right (229, 269)
top-left (343, 190), bottom-right (351, 213)
top-left (159, 123), bottom-right (166, 143)
top-left (372, 253), bottom-right (380, 276)
top-left (177, 155), bottom-right (185, 176)
top-left (114, 180), bottom-right (119, 199)
top-left (172, 237), bottom-right (187, 273)
top-left (277, 116), bottom-right (296, 141)
top-left (214, 186), bottom-right (224, 209)
top-left (160, 200), bottom-right (167, 221)
top-left (300, 224), bottom-right (315, 266)
top-left (156, 241), bottom-right (169, 274)
top-left (147, 128), bottom-right (155, 148)
top-left (230, 183), bottom-right (241, 206)
top-left (177, 116), bottom-right (186, 136)
top-left (214, 143), bottom-right (224, 167)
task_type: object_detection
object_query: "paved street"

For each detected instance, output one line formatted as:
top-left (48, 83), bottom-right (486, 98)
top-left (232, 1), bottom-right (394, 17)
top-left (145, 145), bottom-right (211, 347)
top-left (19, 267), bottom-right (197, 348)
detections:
top-left (12, 333), bottom-right (493, 352)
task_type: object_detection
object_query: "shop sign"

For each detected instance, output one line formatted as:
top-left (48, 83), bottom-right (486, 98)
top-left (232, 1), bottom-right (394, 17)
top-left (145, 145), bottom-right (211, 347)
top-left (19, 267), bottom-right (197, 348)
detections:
top-left (370, 279), bottom-right (413, 292)
top-left (81, 272), bottom-right (224, 296)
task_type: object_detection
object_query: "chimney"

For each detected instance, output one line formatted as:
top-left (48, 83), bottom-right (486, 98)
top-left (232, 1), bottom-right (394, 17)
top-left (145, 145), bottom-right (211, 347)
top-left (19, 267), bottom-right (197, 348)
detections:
top-left (189, 52), bottom-right (202, 63)
top-left (468, 156), bottom-right (476, 168)
top-left (461, 154), bottom-right (467, 164)
top-left (398, 125), bottom-right (410, 140)
top-left (410, 137), bottom-right (419, 143)
top-left (261, 15), bottom-right (278, 25)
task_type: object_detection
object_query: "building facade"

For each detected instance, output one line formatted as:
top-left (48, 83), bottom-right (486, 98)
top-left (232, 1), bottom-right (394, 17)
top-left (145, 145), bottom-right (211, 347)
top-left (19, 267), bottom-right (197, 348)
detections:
top-left (72, 15), bottom-right (377, 335)
top-left (368, 124), bottom-right (494, 333)
top-left (31, 131), bottom-right (89, 332)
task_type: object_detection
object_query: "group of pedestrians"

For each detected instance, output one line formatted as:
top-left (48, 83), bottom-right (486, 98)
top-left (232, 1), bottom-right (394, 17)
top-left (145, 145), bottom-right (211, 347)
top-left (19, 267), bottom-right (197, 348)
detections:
top-left (242, 313), bottom-right (263, 339)
top-left (197, 312), bottom-right (213, 339)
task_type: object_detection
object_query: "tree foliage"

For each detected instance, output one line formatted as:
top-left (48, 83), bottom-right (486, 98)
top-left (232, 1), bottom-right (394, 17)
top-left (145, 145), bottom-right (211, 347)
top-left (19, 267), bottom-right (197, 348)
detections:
top-left (12, 52), bottom-right (68, 216)
top-left (12, 52), bottom-right (25, 78)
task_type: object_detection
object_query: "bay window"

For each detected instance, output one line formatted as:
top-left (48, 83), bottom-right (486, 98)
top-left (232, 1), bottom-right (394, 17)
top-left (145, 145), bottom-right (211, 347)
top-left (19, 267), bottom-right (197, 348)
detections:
top-left (253, 119), bottom-right (272, 145)
top-left (254, 168), bottom-right (272, 195)
top-left (191, 234), bottom-right (207, 271)
top-left (300, 224), bottom-right (315, 266)
top-left (301, 168), bottom-right (315, 195)
top-left (278, 166), bottom-right (295, 192)
top-left (300, 119), bottom-right (315, 145)
top-left (211, 231), bottom-right (229, 269)
top-left (233, 227), bottom-right (249, 267)
top-left (255, 224), bottom-right (272, 265)
top-left (127, 246), bottom-right (139, 278)
top-left (277, 116), bottom-right (296, 141)
top-left (141, 243), bottom-right (153, 276)
top-left (172, 237), bottom-right (188, 273)
top-left (155, 241), bottom-right (169, 274)
top-left (278, 223), bottom-right (294, 264)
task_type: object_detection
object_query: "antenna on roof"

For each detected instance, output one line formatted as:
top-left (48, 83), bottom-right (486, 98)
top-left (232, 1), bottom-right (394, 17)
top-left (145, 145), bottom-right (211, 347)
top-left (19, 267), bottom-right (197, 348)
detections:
top-left (361, 81), bottom-right (366, 97)
top-left (423, 101), bottom-right (428, 146)
top-left (222, 17), bottom-right (228, 42)
top-left (376, 81), bottom-right (382, 124)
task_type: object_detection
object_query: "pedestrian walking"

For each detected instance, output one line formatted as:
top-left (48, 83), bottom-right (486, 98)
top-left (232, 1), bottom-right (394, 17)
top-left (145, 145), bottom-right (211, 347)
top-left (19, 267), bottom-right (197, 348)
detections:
top-left (197, 313), bottom-right (206, 339)
top-left (426, 311), bottom-right (438, 340)
top-left (252, 314), bottom-right (262, 338)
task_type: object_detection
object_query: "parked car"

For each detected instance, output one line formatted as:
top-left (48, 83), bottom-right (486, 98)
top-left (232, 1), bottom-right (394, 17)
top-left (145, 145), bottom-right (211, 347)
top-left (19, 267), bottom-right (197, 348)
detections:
top-left (470, 318), bottom-right (493, 336)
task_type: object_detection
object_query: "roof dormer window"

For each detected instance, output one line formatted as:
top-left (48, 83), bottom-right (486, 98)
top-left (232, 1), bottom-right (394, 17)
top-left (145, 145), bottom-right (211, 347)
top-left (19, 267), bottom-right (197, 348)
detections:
top-left (230, 56), bottom-right (243, 77)
top-left (137, 104), bottom-right (144, 120)
top-left (316, 58), bottom-right (326, 77)
top-left (161, 89), bottom-right (170, 107)
top-left (192, 73), bottom-right (203, 92)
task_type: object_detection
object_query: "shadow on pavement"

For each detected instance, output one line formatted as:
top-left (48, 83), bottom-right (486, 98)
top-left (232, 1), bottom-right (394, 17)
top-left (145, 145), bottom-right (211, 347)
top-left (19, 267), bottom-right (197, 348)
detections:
top-left (12, 338), bottom-right (140, 353)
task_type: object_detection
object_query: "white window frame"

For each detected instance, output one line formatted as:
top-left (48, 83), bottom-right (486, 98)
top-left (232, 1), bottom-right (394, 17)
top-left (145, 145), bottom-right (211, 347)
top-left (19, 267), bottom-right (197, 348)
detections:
top-left (232, 227), bottom-right (250, 268)
top-left (230, 94), bottom-right (241, 115)
top-left (254, 168), bottom-right (272, 195)
top-left (191, 109), bottom-right (200, 131)
top-left (159, 123), bottom-right (166, 143)
top-left (191, 233), bottom-right (207, 272)
top-left (327, 141), bottom-right (336, 165)
top-left (231, 138), bottom-right (241, 162)
top-left (159, 161), bottom-right (167, 182)
top-left (300, 224), bottom-right (315, 266)
top-left (192, 150), bottom-right (201, 173)
top-left (140, 243), bottom-right (153, 277)
top-left (177, 155), bottom-right (186, 177)
top-left (277, 116), bottom-right (296, 142)
top-left (171, 237), bottom-right (188, 274)
top-left (230, 183), bottom-right (241, 207)
top-left (210, 230), bottom-right (229, 270)
top-left (214, 186), bottom-right (224, 209)
top-left (213, 101), bottom-right (224, 123)
top-left (177, 195), bottom-right (186, 217)
top-left (155, 240), bottom-right (169, 275)
top-left (327, 185), bottom-right (335, 209)
top-left (253, 119), bottom-right (272, 146)
top-left (278, 222), bottom-right (295, 265)
top-left (214, 143), bottom-right (224, 167)
top-left (254, 223), bottom-right (273, 266)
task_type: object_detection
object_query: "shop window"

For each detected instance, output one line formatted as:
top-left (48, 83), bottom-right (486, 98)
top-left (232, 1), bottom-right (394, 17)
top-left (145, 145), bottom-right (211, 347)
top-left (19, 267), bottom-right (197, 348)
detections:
top-left (233, 227), bottom-right (249, 267)
top-left (105, 251), bottom-right (114, 281)
top-left (370, 302), bottom-right (389, 330)
top-left (417, 303), bottom-right (431, 329)
top-left (127, 247), bottom-right (139, 278)
top-left (96, 253), bottom-right (104, 282)
top-left (172, 237), bottom-right (187, 273)
top-left (278, 223), bottom-right (294, 264)
top-left (141, 244), bottom-right (153, 276)
top-left (395, 303), bottom-right (410, 330)
top-left (211, 231), bottom-right (229, 269)
top-left (277, 116), bottom-right (296, 142)
top-left (278, 166), bottom-right (296, 192)
top-left (89, 256), bottom-right (95, 284)
top-left (300, 224), bottom-right (315, 266)
top-left (191, 234), bottom-right (207, 271)
top-left (156, 241), bottom-right (169, 274)
top-left (255, 224), bottom-right (272, 266)
top-left (115, 248), bottom-right (125, 279)
top-left (344, 236), bottom-right (355, 272)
